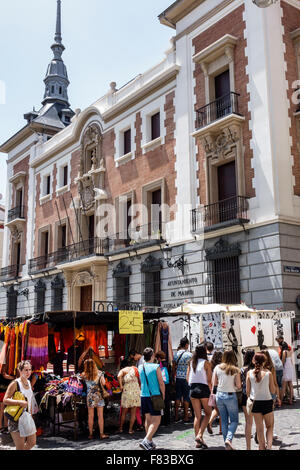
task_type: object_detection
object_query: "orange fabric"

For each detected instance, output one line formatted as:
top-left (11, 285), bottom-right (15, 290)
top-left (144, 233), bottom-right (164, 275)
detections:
top-left (8, 328), bottom-right (16, 375)
top-left (61, 328), bottom-right (74, 352)
top-left (14, 324), bottom-right (20, 374)
top-left (84, 326), bottom-right (108, 358)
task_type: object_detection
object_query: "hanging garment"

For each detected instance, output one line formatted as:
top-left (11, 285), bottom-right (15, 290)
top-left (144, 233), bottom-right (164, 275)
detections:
top-left (161, 325), bottom-right (169, 362)
top-left (21, 321), bottom-right (29, 361)
top-left (154, 322), bottom-right (173, 363)
top-left (14, 324), bottom-right (21, 375)
top-left (8, 328), bottom-right (16, 376)
top-left (26, 323), bottom-right (49, 370)
top-left (113, 333), bottom-right (126, 365)
top-left (84, 326), bottom-right (109, 358)
top-left (61, 328), bottom-right (75, 352)
top-left (0, 326), bottom-right (10, 373)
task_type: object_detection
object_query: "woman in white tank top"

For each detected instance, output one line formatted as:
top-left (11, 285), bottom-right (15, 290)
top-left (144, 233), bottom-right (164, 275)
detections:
top-left (3, 360), bottom-right (36, 450)
top-left (186, 344), bottom-right (212, 449)
top-left (246, 353), bottom-right (276, 450)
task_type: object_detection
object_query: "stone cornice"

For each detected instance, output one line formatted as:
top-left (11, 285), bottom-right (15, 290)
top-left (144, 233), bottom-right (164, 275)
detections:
top-left (193, 34), bottom-right (238, 66)
top-left (159, 0), bottom-right (206, 28)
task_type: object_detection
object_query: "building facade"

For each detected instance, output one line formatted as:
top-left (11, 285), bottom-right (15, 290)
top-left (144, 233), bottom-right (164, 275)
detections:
top-left (1, 0), bottom-right (300, 333)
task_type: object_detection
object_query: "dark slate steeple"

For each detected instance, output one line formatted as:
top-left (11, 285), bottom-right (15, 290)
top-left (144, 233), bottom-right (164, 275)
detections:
top-left (42, 0), bottom-right (70, 108)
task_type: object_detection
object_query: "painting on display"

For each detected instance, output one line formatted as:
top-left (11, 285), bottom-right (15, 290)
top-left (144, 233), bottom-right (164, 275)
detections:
top-left (256, 319), bottom-right (273, 348)
top-left (240, 318), bottom-right (258, 348)
top-left (202, 313), bottom-right (223, 350)
top-left (272, 318), bottom-right (292, 348)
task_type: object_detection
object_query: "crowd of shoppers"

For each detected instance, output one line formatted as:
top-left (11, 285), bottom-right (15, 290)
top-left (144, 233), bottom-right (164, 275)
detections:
top-left (0, 334), bottom-right (297, 451)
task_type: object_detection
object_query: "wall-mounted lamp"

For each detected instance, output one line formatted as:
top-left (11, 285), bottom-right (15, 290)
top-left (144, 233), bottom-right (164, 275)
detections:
top-left (161, 244), bottom-right (187, 275)
top-left (18, 288), bottom-right (29, 300)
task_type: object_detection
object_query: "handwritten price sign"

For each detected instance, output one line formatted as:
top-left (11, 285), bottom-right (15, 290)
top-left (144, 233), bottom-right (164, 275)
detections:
top-left (119, 311), bottom-right (144, 335)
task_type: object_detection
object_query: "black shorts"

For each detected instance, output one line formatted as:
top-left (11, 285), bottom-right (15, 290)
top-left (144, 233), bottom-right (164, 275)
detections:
top-left (141, 397), bottom-right (163, 417)
top-left (190, 383), bottom-right (210, 400)
top-left (252, 399), bottom-right (274, 416)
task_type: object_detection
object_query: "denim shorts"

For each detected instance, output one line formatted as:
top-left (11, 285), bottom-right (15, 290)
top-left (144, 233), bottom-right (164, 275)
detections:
top-left (276, 370), bottom-right (283, 389)
top-left (175, 378), bottom-right (190, 402)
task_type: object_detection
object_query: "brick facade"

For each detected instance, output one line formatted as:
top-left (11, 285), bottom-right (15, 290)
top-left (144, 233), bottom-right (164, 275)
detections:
top-left (281, 1), bottom-right (300, 196)
top-left (193, 5), bottom-right (255, 205)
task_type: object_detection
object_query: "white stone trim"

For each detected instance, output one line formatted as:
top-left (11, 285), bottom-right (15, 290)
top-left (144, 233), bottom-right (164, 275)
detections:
top-left (114, 114), bottom-right (136, 167)
top-left (140, 95), bottom-right (166, 154)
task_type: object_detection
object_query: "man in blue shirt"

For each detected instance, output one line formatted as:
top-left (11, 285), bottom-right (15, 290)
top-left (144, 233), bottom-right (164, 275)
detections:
top-left (172, 337), bottom-right (192, 423)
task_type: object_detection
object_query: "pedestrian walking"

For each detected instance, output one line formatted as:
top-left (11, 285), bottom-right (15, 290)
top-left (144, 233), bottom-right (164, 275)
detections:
top-left (187, 344), bottom-right (212, 449)
top-left (117, 359), bottom-right (141, 434)
top-left (260, 349), bottom-right (281, 406)
top-left (139, 347), bottom-right (165, 451)
top-left (213, 350), bottom-right (241, 450)
top-left (246, 353), bottom-right (276, 450)
top-left (280, 342), bottom-right (295, 405)
top-left (81, 358), bottom-right (109, 440)
top-left (155, 351), bottom-right (171, 426)
top-left (206, 342), bottom-right (215, 361)
top-left (3, 360), bottom-right (37, 451)
top-left (172, 338), bottom-right (192, 424)
top-left (207, 351), bottom-right (223, 435)
top-left (241, 349), bottom-right (255, 450)
top-left (262, 346), bottom-right (283, 407)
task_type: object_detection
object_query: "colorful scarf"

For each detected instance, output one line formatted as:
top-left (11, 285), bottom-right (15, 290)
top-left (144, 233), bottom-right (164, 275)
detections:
top-left (26, 323), bottom-right (49, 370)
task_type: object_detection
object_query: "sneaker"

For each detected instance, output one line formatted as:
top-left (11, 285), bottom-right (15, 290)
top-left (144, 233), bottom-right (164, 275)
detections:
top-left (150, 441), bottom-right (157, 449)
top-left (139, 440), bottom-right (152, 451)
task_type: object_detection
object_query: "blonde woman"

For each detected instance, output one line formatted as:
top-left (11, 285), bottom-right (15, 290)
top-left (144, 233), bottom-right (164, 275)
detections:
top-left (3, 360), bottom-right (36, 450)
top-left (213, 350), bottom-right (241, 450)
top-left (81, 358), bottom-right (109, 440)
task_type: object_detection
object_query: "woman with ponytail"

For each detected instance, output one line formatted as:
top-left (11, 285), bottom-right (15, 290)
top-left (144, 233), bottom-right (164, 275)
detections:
top-left (246, 353), bottom-right (276, 450)
top-left (186, 344), bottom-right (212, 449)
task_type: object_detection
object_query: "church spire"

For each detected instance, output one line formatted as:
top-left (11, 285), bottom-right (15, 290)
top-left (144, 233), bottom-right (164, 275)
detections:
top-left (42, 0), bottom-right (70, 107)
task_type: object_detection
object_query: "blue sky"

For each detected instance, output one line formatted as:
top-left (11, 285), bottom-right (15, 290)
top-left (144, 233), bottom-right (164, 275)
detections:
top-left (0, 0), bottom-right (174, 203)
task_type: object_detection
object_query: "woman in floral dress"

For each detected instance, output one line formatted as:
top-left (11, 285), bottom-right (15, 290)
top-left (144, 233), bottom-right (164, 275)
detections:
top-left (118, 360), bottom-right (141, 434)
top-left (82, 359), bottom-right (109, 440)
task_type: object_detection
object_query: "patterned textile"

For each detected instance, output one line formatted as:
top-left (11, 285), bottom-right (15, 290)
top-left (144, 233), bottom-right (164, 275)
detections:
top-left (121, 367), bottom-right (141, 409)
top-left (26, 323), bottom-right (49, 370)
top-left (173, 350), bottom-right (192, 379)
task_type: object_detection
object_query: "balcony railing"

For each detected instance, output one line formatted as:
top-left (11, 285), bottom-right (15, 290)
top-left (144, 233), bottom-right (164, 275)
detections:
top-left (191, 196), bottom-right (249, 232)
top-left (7, 205), bottom-right (26, 223)
top-left (28, 238), bottom-right (108, 274)
top-left (0, 264), bottom-right (19, 282)
top-left (196, 92), bottom-right (241, 129)
top-left (106, 222), bottom-right (165, 253)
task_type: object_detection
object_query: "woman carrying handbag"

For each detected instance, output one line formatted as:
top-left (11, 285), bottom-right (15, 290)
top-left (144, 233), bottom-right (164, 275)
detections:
top-left (138, 348), bottom-right (165, 451)
top-left (3, 360), bottom-right (36, 451)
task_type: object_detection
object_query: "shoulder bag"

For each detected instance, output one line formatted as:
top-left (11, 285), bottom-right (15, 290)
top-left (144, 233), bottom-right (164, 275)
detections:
top-left (4, 381), bottom-right (26, 422)
top-left (143, 365), bottom-right (165, 412)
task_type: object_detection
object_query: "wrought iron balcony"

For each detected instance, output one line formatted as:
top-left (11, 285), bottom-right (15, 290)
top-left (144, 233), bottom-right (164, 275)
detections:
top-left (0, 264), bottom-right (19, 282)
top-left (106, 222), bottom-right (165, 254)
top-left (7, 205), bottom-right (26, 223)
top-left (28, 238), bottom-right (109, 274)
top-left (196, 92), bottom-right (241, 129)
top-left (191, 196), bottom-right (249, 232)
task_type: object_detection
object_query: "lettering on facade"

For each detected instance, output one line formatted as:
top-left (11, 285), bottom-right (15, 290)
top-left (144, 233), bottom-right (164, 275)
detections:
top-left (284, 266), bottom-right (300, 274)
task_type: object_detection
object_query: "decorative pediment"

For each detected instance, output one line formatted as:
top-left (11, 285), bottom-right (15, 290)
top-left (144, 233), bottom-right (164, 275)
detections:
top-left (34, 279), bottom-right (46, 292)
top-left (73, 270), bottom-right (93, 287)
top-left (113, 261), bottom-right (132, 278)
top-left (205, 237), bottom-right (241, 260)
top-left (141, 255), bottom-right (162, 273)
top-left (51, 275), bottom-right (65, 289)
top-left (201, 123), bottom-right (241, 161)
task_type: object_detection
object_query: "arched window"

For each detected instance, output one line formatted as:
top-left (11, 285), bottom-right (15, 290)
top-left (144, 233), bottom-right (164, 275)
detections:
top-left (34, 279), bottom-right (46, 314)
top-left (51, 275), bottom-right (64, 311)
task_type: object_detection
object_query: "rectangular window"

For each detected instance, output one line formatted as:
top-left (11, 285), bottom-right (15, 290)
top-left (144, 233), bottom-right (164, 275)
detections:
top-left (124, 129), bottom-right (131, 155)
top-left (209, 256), bottom-right (240, 304)
top-left (144, 271), bottom-right (161, 307)
top-left (46, 175), bottom-right (51, 195)
top-left (63, 165), bottom-right (68, 186)
top-left (115, 277), bottom-right (130, 306)
top-left (151, 112), bottom-right (160, 141)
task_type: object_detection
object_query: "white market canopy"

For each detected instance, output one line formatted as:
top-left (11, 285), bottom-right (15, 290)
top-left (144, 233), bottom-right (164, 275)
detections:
top-left (168, 302), bottom-right (295, 319)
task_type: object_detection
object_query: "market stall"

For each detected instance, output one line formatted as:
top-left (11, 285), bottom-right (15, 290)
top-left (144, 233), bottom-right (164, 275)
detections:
top-left (0, 307), bottom-right (175, 440)
top-left (167, 302), bottom-right (299, 395)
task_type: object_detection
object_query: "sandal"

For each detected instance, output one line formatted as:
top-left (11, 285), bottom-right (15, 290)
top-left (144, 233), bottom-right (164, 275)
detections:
top-left (195, 437), bottom-right (208, 449)
top-left (88, 435), bottom-right (94, 440)
top-left (118, 428), bottom-right (124, 433)
top-left (100, 434), bottom-right (109, 440)
top-left (128, 430), bottom-right (134, 435)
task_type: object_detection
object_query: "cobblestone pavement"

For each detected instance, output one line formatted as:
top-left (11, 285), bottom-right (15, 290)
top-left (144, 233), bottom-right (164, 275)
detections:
top-left (1, 398), bottom-right (299, 451)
